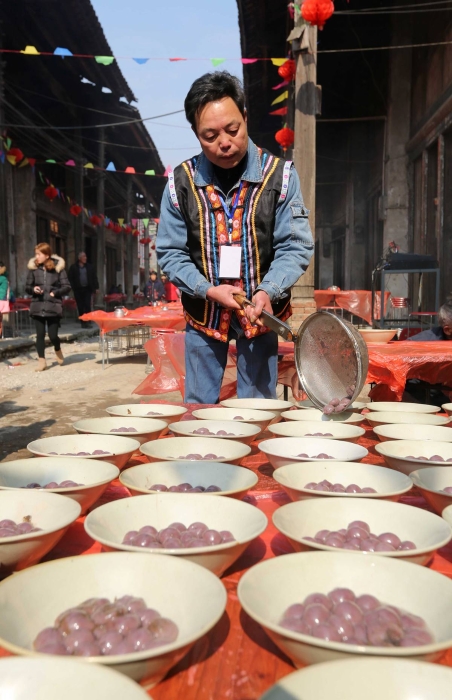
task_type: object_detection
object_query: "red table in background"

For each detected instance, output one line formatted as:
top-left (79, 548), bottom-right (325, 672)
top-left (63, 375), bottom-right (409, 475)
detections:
top-left (2, 404), bottom-right (452, 698)
top-left (314, 290), bottom-right (391, 325)
top-left (81, 304), bottom-right (185, 336)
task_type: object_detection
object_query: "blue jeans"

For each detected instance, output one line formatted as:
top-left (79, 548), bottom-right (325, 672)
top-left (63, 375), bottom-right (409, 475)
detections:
top-left (184, 321), bottom-right (278, 404)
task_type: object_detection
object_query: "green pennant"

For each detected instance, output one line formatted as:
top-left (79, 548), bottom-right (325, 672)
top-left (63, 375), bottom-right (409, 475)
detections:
top-left (6, 138), bottom-right (12, 150)
top-left (211, 58), bottom-right (225, 67)
top-left (95, 56), bottom-right (115, 66)
top-left (46, 159), bottom-right (57, 163)
top-left (142, 218), bottom-right (149, 227)
top-left (144, 169), bottom-right (155, 176)
top-left (38, 171), bottom-right (45, 183)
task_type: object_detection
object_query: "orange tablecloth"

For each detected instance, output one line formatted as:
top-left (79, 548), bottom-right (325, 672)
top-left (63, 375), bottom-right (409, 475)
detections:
top-left (3, 406), bottom-right (452, 697)
top-left (314, 290), bottom-right (391, 325)
top-left (81, 304), bottom-right (185, 335)
top-left (12, 298), bottom-right (77, 311)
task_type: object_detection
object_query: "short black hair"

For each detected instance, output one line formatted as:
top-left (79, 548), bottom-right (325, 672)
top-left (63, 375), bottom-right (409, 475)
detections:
top-left (184, 71), bottom-right (246, 130)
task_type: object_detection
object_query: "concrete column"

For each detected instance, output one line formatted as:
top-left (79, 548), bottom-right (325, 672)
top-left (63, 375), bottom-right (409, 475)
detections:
top-left (382, 18), bottom-right (412, 298)
top-left (12, 167), bottom-right (36, 295)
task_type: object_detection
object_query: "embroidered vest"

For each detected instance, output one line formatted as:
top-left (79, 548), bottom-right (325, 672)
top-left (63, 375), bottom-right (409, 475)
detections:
top-left (170, 148), bottom-right (292, 342)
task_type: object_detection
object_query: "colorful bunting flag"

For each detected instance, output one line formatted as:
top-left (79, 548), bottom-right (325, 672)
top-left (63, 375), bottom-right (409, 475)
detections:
top-left (0, 152), bottom-right (5, 165)
top-left (271, 58), bottom-right (287, 67)
top-left (106, 162), bottom-right (116, 171)
top-left (272, 80), bottom-right (289, 90)
top-left (65, 159), bottom-right (76, 166)
top-left (5, 138), bottom-right (12, 150)
top-left (271, 90), bottom-right (289, 106)
top-left (20, 46), bottom-right (40, 55)
top-left (145, 169), bottom-right (155, 176)
top-left (54, 47), bottom-right (73, 57)
top-left (84, 162), bottom-right (94, 169)
top-left (46, 159), bottom-right (56, 163)
top-left (95, 56), bottom-right (115, 66)
top-left (163, 166), bottom-right (171, 176)
top-left (124, 166), bottom-right (135, 173)
top-left (142, 218), bottom-right (149, 227)
top-left (118, 218), bottom-right (124, 225)
top-left (211, 58), bottom-right (225, 67)
top-left (241, 58), bottom-right (258, 64)
top-left (169, 58), bottom-right (186, 62)
top-left (133, 58), bottom-right (149, 65)
top-left (28, 158), bottom-right (36, 168)
top-left (270, 106), bottom-right (288, 116)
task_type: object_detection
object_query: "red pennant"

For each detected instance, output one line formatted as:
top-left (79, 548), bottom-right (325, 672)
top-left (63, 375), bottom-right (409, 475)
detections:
top-left (269, 107), bottom-right (288, 116)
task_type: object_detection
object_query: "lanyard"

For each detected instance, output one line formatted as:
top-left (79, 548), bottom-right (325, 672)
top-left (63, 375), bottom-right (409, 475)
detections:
top-left (218, 181), bottom-right (244, 244)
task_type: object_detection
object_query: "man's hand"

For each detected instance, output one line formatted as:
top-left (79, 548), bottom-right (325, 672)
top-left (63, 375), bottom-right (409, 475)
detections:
top-left (245, 290), bottom-right (272, 325)
top-left (206, 285), bottom-right (241, 309)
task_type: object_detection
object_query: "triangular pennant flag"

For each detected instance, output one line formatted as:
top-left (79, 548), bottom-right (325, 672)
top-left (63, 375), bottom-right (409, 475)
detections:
top-left (6, 155), bottom-right (17, 165)
top-left (124, 166), bottom-right (135, 173)
top-left (271, 58), bottom-right (286, 66)
top-left (95, 56), bottom-right (115, 66)
top-left (169, 57), bottom-right (186, 62)
top-left (54, 47), bottom-right (73, 57)
top-left (105, 217), bottom-right (110, 225)
top-left (118, 218), bottom-right (124, 225)
top-left (0, 152), bottom-right (5, 165)
top-left (142, 218), bottom-right (149, 227)
top-left (68, 196), bottom-right (71, 203)
top-left (271, 90), bottom-right (289, 106)
top-left (61, 193), bottom-right (66, 201)
top-left (272, 80), bottom-right (289, 90)
top-left (131, 218), bottom-right (138, 227)
top-left (5, 138), bottom-right (11, 150)
top-left (65, 159), bottom-right (76, 166)
top-left (84, 162), bottom-right (94, 169)
top-left (163, 166), bottom-right (171, 176)
top-left (241, 58), bottom-right (258, 64)
top-left (133, 58), bottom-right (149, 65)
top-left (19, 157), bottom-right (29, 168)
top-left (88, 210), bottom-right (92, 217)
top-left (101, 87), bottom-right (112, 94)
top-left (106, 161), bottom-right (116, 171)
top-left (28, 158), bottom-right (36, 168)
top-left (144, 169), bottom-right (155, 176)
top-left (45, 177), bottom-right (50, 184)
top-left (84, 208), bottom-right (89, 216)
top-left (46, 159), bottom-right (56, 163)
top-left (20, 45), bottom-right (40, 55)
top-left (211, 58), bottom-right (225, 67)
top-left (270, 106), bottom-right (288, 116)
top-left (38, 171), bottom-right (45, 183)
top-left (56, 188), bottom-right (60, 197)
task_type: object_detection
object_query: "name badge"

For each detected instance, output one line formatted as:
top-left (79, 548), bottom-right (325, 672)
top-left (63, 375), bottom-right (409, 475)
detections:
top-left (219, 246), bottom-right (242, 279)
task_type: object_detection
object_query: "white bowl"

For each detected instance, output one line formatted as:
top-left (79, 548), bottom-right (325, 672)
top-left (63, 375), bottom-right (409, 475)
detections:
top-left (0, 458), bottom-right (119, 515)
top-left (238, 551), bottom-right (452, 666)
top-left (220, 398), bottom-right (293, 418)
top-left (259, 438), bottom-right (368, 469)
top-left (27, 435), bottom-right (140, 470)
top-left (0, 490), bottom-right (81, 574)
top-left (0, 552), bottom-right (226, 685)
top-left (168, 420), bottom-right (260, 445)
top-left (410, 467), bottom-right (452, 515)
top-left (0, 656), bottom-right (151, 700)
top-left (365, 411), bottom-right (450, 428)
top-left (119, 461), bottom-right (258, 499)
top-left (375, 440), bottom-right (452, 476)
top-left (140, 437), bottom-right (251, 466)
top-left (282, 409), bottom-right (364, 424)
top-left (192, 407), bottom-right (276, 432)
top-left (297, 399), bottom-right (367, 412)
top-left (272, 497), bottom-right (451, 566)
top-left (374, 424), bottom-right (452, 443)
top-left (359, 329), bottom-right (396, 344)
top-left (106, 404), bottom-right (188, 432)
top-left (84, 493), bottom-right (267, 577)
top-left (260, 658), bottom-right (452, 700)
top-left (269, 420), bottom-right (365, 443)
top-left (442, 403), bottom-right (452, 417)
top-left (73, 417), bottom-right (168, 445)
top-left (273, 462), bottom-right (413, 502)
top-left (367, 402), bottom-right (439, 414)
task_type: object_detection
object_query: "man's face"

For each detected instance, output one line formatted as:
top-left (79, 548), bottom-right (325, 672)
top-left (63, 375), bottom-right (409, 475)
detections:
top-left (79, 254), bottom-right (87, 265)
top-left (195, 97), bottom-right (248, 169)
top-left (443, 323), bottom-right (452, 339)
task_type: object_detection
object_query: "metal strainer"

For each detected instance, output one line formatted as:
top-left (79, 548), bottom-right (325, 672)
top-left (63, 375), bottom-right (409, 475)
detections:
top-left (234, 296), bottom-right (369, 411)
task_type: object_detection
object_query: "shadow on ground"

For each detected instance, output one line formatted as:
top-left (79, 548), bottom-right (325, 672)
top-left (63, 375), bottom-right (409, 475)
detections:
top-left (0, 419), bottom-right (56, 460)
top-left (0, 400), bottom-right (29, 418)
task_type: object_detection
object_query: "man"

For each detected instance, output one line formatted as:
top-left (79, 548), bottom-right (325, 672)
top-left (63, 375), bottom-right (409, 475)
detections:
top-left (68, 252), bottom-right (99, 328)
top-left (157, 71), bottom-right (314, 403)
top-left (408, 301), bottom-right (452, 341)
top-left (144, 271), bottom-right (165, 302)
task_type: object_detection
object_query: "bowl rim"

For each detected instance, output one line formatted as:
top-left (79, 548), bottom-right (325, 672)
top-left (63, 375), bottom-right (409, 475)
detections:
top-left (365, 411), bottom-right (450, 426)
top-left (139, 436), bottom-right (252, 459)
top-left (259, 437), bottom-right (368, 460)
top-left (118, 461), bottom-right (258, 497)
top-left (366, 402), bottom-right (439, 414)
top-left (0, 492), bottom-right (81, 542)
top-left (27, 435), bottom-right (141, 458)
top-left (106, 404), bottom-right (188, 417)
top-left (280, 410), bottom-right (364, 424)
top-left (237, 551), bottom-right (452, 657)
top-left (0, 458), bottom-right (120, 491)
top-left (72, 417), bottom-right (168, 437)
top-left (268, 422), bottom-right (366, 438)
top-left (167, 420), bottom-right (261, 438)
top-left (272, 463), bottom-right (413, 498)
top-left (0, 551), bottom-right (227, 664)
top-left (375, 441), bottom-right (452, 466)
top-left (271, 497), bottom-right (452, 558)
top-left (220, 398), bottom-right (294, 410)
top-left (373, 424), bottom-right (452, 440)
top-left (409, 468), bottom-right (452, 495)
top-left (192, 407), bottom-right (277, 421)
top-left (83, 493), bottom-right (268, 553)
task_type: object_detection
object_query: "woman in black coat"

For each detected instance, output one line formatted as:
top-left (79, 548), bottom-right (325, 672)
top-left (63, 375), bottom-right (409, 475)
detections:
top-left (25, 242), bottom-right (71, 372)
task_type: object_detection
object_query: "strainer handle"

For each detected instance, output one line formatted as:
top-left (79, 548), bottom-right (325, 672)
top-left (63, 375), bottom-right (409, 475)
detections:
top-left (233, 294), bottom-right (296, 342)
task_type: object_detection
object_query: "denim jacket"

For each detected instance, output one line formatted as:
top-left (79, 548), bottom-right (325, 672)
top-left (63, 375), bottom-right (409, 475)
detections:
top-left (157, 138), bottom-right (314, 303)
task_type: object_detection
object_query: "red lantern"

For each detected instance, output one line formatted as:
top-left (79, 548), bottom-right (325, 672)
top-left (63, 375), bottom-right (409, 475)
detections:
top-left (7, 147), bottom-right (24, 164)
top-left (132, 229), bottom-right (140, 237)
top-left (278, 59), bottom-right (296, 82)
top-left (113, 223), bottom-right (122, 234)
top-left (125, 225), bottom-right (132, 234)
top-left (301, 0), bottom-right (334, 30)
top-left (140, 237), bottom-right (151, 244)
top-left (44, 185), bottom-right (58, 201)
top-left (90, 214), bottom-right (102, 226)
top-left (275, 127), bottom-right (295, 150)
top-left (70, 204), bottom-right (82, 217)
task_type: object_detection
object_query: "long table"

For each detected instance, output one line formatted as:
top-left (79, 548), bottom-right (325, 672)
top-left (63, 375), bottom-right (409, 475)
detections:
top-left (314, 290), bottom-right (391, 325)
top-left (2, 405), bottom-right (452, 697)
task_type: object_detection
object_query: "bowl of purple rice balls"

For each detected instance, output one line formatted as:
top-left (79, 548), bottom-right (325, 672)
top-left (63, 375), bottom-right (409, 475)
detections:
top-left (268, 420), bottom-right (365, 443)
top-left (84, 493), bottom-right (267, 577)
top-left (139, 436), bottom-right (251, 466)
top-left (168, 420), bottom-right (260, 445)
top-left (375, 440), bottom-right (452, 476)
top-left (258, 438), bottom-right (368, 469)
top-left (27, 435), bottom-right (140, 470)
top-left (72, 417), bottom-right (168, 445)
top-left (410, 467), bottom-right (452, 515)
top-left (0, 551), bottom-right (227, 686)
top-left (237, 551), bottom-right (452, 666)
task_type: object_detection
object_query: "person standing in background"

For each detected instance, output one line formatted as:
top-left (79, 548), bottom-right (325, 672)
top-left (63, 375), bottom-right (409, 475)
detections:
top-left (25, 243), bottom-right (71, 371)
top-left (160, 272), bottom-right (180, 302)
top-left (144, 270), bottom-right (165, 303)
top-left (68, 252), bottom-right (99, 328)
top-left (0, 261), bottom-right (10, 338)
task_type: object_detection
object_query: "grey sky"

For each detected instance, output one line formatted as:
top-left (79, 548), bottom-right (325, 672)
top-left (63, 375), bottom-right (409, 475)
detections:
top-left (91, 0), bottom-right (243, 169)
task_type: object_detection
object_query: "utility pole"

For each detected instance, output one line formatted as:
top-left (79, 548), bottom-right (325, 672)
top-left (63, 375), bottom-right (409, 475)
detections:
top-left (292, 23), bottom-right (318, 325)
top-left (96, 127), bottom-right (106, 302)
top-left (143, 197), bottom-right (150, 282)
top-left (74, 129), bottom-right (84, 260)
top-left (125, 179), bottom-right (134, 307)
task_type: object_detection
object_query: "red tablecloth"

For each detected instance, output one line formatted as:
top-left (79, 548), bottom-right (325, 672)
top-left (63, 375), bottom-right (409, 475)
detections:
top-left (314, 290), bottom-right (391, 325)
top-left (81, 304), bottom-right (185, 335)
top-left (3, 406), bottom-right (452, 697)
top-left (12, 298), bottom-right (76, 311)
